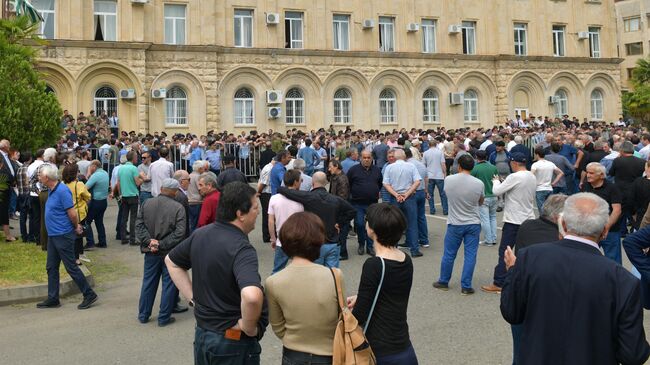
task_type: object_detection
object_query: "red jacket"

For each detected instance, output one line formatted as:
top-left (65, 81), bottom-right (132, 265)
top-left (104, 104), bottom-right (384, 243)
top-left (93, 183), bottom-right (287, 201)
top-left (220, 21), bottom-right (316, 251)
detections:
top-left (197, 190), bottom-right (220, 228)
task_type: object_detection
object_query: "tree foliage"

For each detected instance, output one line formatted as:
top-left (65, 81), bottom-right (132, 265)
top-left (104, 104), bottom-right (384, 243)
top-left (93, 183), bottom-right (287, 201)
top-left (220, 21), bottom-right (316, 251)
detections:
top-left (0, 16), bottom-right (61, 152)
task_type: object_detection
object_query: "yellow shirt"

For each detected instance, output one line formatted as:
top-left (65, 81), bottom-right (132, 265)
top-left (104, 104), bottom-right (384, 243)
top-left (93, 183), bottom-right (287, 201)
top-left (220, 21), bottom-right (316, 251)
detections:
top-left (66, 181), bottom-right (91, 222)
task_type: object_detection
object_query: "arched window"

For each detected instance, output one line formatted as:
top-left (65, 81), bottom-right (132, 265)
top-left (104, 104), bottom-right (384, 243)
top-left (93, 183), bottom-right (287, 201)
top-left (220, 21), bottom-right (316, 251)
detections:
top-left (44, 85), bottom-right (55, 94)
top-left (333, 88), bottom-right (351, 124)
top-left (422, 89), bottom-right (439, 123)
top-left (590, 89), bottom-right (604, 120)
top-left (555, 89), bottom-right (568, 118)
top-left (234, 88), bottom-right (254, 125)
top-left (379, 89), bottom-right (396, 124)
top-left (94, 86), bottom-right (117, 116)
top-left (464, 89), bottom-right (478, 122)
top-left (165, 86), bottom-right (187, 125)
top-left (285, 88), bottom-right (305, 124)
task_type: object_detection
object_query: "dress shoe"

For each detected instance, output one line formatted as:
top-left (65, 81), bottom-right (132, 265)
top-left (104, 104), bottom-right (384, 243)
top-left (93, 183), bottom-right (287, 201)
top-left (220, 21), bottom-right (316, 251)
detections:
top-left (78, 292), bottom-right (98, 309)
top-left (411, 251), bottom-right (423, 258)
top-left (129, 241), bottom-right (139, 246)
top-left (366, 248), bottom-right (376, 257)
top-left (37, 298), bottom-right (61, 308)
top-left (121, 241), bottom-right (129, 245)
top-left (357, 246), bottom-right (365, 255)
top-left (496, 207), bottom-right (503, 212)
top-left (461, 288), bottom-right (475, 296)
top-left (480, 284), bottom-right (502, 294)
top-left (173, 304), bottom-right (189, 313)
top-left (432, 281), bottom-right (449, 291)
top-left (158, 317), bottom-right (176, 327)
top-left (339, 255), bottom-right (349, 261)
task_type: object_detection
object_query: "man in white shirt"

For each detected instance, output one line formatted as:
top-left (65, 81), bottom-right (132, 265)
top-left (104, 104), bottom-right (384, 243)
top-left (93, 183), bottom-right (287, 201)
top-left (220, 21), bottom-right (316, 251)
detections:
top-left (481, 152), bottom-right (536, 294)
top-left (639, 133), bottom-right (650, 161)
top-left (531, 147), bottom-right (564, 213)
top-left (257, 160), bottom-right (275, 243)
top-left (149, 147), bottom-right (174, 197)
top-left (268, 169), bottom-right (304, 273)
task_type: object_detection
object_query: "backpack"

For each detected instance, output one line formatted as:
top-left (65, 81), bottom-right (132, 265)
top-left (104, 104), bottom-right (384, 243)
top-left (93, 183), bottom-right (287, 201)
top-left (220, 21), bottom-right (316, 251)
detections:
top-left (330, 266), bottom-right (378, 365)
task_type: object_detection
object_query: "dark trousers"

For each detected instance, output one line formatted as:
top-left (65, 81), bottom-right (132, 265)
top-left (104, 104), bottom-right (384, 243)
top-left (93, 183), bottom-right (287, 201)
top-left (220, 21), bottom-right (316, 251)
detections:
top-left (194, 326), bottom-right (261, 365)
top-left (511, 324), bottom-right (523, 365)
top-left (282, 347), bottom-right (332, 365)
top-left (189, 204), bottom-right (202, 233)
top-left (39, 191), bottom-right (48, 250)
top-left (338, 222), bottom-right (350, 257)
top-left (17, 195), bottom-right (33, 241)
top-left (86, 199), bottom-right (107, 247)
top-left (260, 193), bottom-right (271, 242)
top-left (492, 222), bottom-right (520, 287)
top-left (138, 253), bottom-right (177, 325)
top-left (29, 195), bottom-right (41, 242)
top-left (120, 196), bottom-right (138, 244)
top-left (376, 344), bottom-right (418, 365)
top-left (74, 219), bottom-right (85, 259)
top-left (115, 200), bottom-right (123, 239)
top-left (47, 231), bottom-right (94, 301)
top-left (352, 203), bottom-right (373, 250)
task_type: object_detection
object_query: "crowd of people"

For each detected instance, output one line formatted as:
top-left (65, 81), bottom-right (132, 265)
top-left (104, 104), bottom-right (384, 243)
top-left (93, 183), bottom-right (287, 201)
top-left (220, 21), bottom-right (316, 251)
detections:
top-left (2, 110), bottom-right (650, 364)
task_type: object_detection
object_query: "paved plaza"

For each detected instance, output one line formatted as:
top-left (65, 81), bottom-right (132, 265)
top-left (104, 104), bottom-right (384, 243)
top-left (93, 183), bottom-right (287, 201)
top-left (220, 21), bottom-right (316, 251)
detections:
top-left (1, 200), bottom-right (648, 365)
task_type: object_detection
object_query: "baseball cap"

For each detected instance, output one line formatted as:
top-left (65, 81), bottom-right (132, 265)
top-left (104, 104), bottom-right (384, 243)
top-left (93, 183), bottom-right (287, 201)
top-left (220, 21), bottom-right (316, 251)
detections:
top-left (510, 152), bottom-right (527, 163)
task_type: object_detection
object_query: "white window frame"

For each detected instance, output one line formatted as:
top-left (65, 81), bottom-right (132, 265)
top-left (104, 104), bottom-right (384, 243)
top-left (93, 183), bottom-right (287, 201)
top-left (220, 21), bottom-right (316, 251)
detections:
top-left (588, 27), bottom-right (600, 58)
top-left (165, 86), bottom-right (188, 126)
top-left (94, 86), bottom-right (118, 117)
top-left (333, 88), bottom-right (351, 124)
top-left (285, 11), bottom-right (304, 49)
top-left (552, 25), bottom-right (565, 57)
top-left (332, 14), bottom-right (350, 51)
top-left (234, 9), bottom-right (253, 48)
top-left (94, 0), bottom-right (117, 41)
top-left (461, 21), bottom-right (476, 55)
top-left (32, 0), bottom-right (55, 39)
top-left (379, 89), bottom-right (396, 124)
top-left (422, 89), bottom-right (439, 123)
top-left (624, 17), bottom-right (640, 32)
top-left (464, 89), bottom-right (478, 122)
top-left (421, 19), bottom-right (436, 53)
top-left (590, 89), bottom-right (604, 120)
top-left (285, 88), bottom-right (305, 125)
top-left (234, 88), bottom-right (255, 125)
top-left (164, 4), bottom-right (186, 45)
top-left (555, 89), bottom-right (568, 118)
top-left (514, 23), bottom-right (527, 56)
top-left (379, 16), bottom-right (395, 52)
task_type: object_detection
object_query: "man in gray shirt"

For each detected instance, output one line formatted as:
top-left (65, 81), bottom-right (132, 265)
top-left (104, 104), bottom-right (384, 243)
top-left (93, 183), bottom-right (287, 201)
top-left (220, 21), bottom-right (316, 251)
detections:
top-left (138, 151), bottom-right (153, 205)
top-left (372, 136), bottom-right (389, 169)
top-left (434, 154), bottom-right (484, 295)
top-left (546, 142), bottom-right (574, 195)
top-left (406, 149), bottom-right (429, 248)
top-left (422, 139), bottom-right (447, 215)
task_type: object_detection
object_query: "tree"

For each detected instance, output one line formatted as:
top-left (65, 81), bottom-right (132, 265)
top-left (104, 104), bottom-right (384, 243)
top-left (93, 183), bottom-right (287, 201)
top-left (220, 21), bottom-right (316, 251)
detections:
top-left (0, 16), bottom-right (61, 152)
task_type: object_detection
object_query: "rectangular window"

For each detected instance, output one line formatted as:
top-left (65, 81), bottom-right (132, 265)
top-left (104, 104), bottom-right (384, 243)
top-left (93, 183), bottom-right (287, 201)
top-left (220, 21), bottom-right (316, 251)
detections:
top-left (514, 23), bottom-right (527, 56)
top-left (332, 14), bottom-right (349, 51)
top-left (234, 9), bottom-right (253, 47)
top-left (32, 0), bottom-right (55, 39)
top-left (588, 26), bottom-right (600, 58)
top-left (624, 17), bottom-right (640, 32)
top-left (627, 68), bottom-right (635, 80)
top-left (552, 25), bottom-right (565, 57)
top-left (379, 16), bottom-right (395, 52)
top-left (164, 4), bottom-right (186, 45)
top-left (94, 0), bottom-right (117, 41)
top-left (626, 42), bottom-right (643, 55)
top-left (461, 21), bottom-right (476, 55)
top-left (285, 11), bottom-right (303, 49)
top-left (421, 19), bottom-right (436, 53)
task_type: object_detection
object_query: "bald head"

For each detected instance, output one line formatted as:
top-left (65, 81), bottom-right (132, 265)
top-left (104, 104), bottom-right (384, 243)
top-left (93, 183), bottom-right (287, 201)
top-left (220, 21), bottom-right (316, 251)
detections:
top-left (393, 149), bottom-right (406, 160)
top-left (312, 171), bottom-right (328, 188)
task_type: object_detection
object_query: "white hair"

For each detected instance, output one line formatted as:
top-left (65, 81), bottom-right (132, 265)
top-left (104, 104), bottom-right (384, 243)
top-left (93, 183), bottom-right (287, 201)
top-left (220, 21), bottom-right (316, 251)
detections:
top-left (43, 148), bottom-right (57, 163)
top-left (586, 162), bottom-right (606, 176)
top-left (0, 139), bottom-right (9, 150)
top-left (192, 160), bottom-right (205, 172)
top-left (514, 135), bottom-right (523, 144)
top-left (562, 193), bottom-right (609, 238)
top-left (40, 164), bottom-right (59, 181)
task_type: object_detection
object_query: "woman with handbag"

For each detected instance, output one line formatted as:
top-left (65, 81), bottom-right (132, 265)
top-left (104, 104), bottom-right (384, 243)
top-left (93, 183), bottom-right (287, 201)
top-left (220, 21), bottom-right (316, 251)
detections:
top-left (347, 203), bottom-right (418, 365)
top-left (266, 212), bottom-right (341, 365)
top-left (62, 163), bottom-right (91, 265)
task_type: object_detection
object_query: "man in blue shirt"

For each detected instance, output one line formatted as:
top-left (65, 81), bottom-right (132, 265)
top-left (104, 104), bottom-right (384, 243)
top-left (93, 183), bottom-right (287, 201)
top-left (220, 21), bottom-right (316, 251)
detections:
top-left (36, 164), bottom-right (98, 310)
top-left (84, 160), bottom-right (110, 249)
top-left (189, 140), bottom-right (203, 169)
top-left (297, 139), bottom-right (320, 176)
top-left (205, 143), bottom-right (222, 175)
top-left (341, 148), bottom-right (360, 174)
top-left (270, 151), bottom-right (291, 195)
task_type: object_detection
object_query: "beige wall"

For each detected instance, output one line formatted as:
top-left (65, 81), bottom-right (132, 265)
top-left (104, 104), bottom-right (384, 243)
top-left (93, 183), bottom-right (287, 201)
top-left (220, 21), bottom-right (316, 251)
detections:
top-left (616, 0), bottom-right (650, 89)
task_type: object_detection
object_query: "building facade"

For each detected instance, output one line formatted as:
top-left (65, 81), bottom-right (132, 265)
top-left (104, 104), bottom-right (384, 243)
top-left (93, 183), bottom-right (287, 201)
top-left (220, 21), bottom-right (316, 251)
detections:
top-left (13, 0), bottom-right (622, 134)
top-left (615, 0), bottom-right (650, 90)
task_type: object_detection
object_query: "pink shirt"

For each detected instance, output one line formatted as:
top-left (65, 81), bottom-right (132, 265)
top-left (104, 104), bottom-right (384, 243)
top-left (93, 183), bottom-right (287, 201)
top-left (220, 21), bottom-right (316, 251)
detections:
top-left (268, 194), bottom-right (304, 247)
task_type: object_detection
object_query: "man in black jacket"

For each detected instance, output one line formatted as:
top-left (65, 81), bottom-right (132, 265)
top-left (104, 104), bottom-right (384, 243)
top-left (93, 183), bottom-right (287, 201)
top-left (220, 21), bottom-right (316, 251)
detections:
top-left (278, 171), bottom-right (356, 268)
top-left (347, 150), bottom-right (382, 256)
top-left (501, 192), bottom-right (650, 365)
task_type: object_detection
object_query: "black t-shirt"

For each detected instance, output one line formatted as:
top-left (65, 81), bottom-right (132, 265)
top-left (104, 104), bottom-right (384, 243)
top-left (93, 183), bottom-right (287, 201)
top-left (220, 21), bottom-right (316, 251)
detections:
top-left (585, 149), bottom-right (607, 166)
top-left (610, 156), bottom-right (645, 186)
top-left (168, 221), bottom-right (269, 337)
top-left (582, 181), bottom-right (623, 229)
top-left (352, 255), bottom-right (413, 357)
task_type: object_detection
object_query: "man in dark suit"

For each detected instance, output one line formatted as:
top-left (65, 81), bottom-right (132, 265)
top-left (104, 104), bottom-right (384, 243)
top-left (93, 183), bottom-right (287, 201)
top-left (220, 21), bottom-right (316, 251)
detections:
top-left (623, 222), bottom-right (650, 310)
top-left (0, 139), bottom-right (17, 241)
top-left (501, 192), bottom-right (650, 365)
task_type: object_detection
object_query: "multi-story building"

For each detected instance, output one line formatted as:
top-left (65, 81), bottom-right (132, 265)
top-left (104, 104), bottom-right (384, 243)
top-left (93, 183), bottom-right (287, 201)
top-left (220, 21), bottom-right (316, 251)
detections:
top-left (4, 0), bottom-right (622, 134)
top-left (615, 0), bottom-right (650, 90)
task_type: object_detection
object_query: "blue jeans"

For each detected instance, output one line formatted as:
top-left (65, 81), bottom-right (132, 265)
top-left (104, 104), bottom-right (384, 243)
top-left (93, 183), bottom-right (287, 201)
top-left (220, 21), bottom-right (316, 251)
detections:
top-left (415, 190), bottom-right (429, 245)
top-left (314, 243), bottom-right (340, 268)
top-left (600, 230), bottom-right (622, 265)
top-left (352, 203), bottom-right (373, 250)
top-left (493, 223), bottom-right (520, 287)
top-left (139, 191), bottom-right (153, 206)
top-left (479, 197), bottom-right (498, 243)
top-left (194, 326), bottom-right (261, 365)
top-left (392, 196), bottom-right (419, 255)
top-left (535, 190), bottom-right (552, 213)
top-left (138, 253), bottom-right (178, 324)
top-left (438, 224), bottom-right (481, 289)
top-left (272, 247), bottom-right (290, 274)
top-left (552, 186), bottom-right (567, 195)
top-left (85, 199), bottom-right (107, 247)
top-left (376, 344), bottom-right (418, 365)
top-left (47, 231), bottom-right (94, 301)
top-left (189, 204), bottom-right (202, 233)
top-left (380, 187), bottom-right (392, 203)
top-left (427, 179), bottom-right (448, 214)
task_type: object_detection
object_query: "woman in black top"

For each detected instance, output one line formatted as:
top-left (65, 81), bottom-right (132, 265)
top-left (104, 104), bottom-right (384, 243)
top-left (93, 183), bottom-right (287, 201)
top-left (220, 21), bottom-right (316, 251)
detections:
top-left (347, 203), bottom-right (418, 365)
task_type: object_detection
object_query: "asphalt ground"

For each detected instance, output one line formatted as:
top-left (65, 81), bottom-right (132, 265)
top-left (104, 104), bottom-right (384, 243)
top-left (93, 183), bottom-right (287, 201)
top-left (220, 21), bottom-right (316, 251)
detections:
top-left (1, 199), bottom-right (648, 365)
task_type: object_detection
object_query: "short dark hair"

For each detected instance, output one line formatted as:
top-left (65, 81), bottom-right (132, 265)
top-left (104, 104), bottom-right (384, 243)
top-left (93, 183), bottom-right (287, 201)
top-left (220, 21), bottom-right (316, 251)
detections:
top-left (159, 147), bottom-right (169, 158)
top-left (223, 154), bottom-right (236, 165)
top-left (304, 138), bottom-right (312, 147)
top-left (458, 154), bottom-right (475, 171)
top-left (551, 142), bottom-right (562, 153)
top-left (366, 203), bottom-right (407, 247)
top-left (329, 159), bottom-right (343, 171)
top-left (279, 212), bottom-right (325, 261)
top-left (287, 145), bottom-right (298, 157)
top-left (495, 141), bottom-right (506, 147)
top-left (127, 150), bottom-right (137, 162)
top-left (275, 150), bottom-right (289, 162)
top-left (216, 182), bottom-right (256, 223)
top-left (404, 148), bottom-right (413, 159)
top-left (475, 150), bottom-right (487, 160)
top-left (62, 163), bottom-right (79, 184)
top-left (535, 146), bottom-right (546, 158)
top-left (284, 169), bottom-right (301, 187)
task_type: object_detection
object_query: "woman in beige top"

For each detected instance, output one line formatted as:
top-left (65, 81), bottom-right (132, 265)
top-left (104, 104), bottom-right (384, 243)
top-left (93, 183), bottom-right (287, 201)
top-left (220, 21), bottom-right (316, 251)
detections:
top-left (265, 212), bottom-right (341, 365)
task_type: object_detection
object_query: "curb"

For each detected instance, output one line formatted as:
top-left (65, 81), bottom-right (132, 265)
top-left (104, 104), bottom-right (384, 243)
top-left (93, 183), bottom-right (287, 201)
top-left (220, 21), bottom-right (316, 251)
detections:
top-left (0, 266), bottom-right (95, 306)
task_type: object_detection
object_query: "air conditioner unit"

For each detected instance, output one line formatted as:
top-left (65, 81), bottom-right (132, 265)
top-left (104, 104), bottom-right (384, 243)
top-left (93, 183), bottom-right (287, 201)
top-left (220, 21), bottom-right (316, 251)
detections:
top-left (268, 107), bottom-right (282, 119)
top-left (407, 23), bottom-right (420, 32)
top-left (449, 92), bottom-right (464, 105)
top-left (266, 13), bottom-right (280, 25)
top-left (548, 96), bottom-right (560, 105)
top-left (120, 89), bottom-right (136, 99)
top-left (362, 19), bottom-right (375, 29)
top-left (266, 90), bottom-right (283, 104)
top-left (151, 88), bottom-right (167, 99)
top-left (448, 25), bottom-right (462, 34)
top-left (131, 0), bottom-right (148, 4)
top-left (577, 31), bottom-right (589, 40)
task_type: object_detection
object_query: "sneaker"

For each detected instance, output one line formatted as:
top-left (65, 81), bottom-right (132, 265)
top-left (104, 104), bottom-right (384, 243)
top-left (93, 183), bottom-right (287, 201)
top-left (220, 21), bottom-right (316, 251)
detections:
top-left (461, 288), bottom-right (475, 296)
top-left (79, 255), bottom-right (91, 263)
top-left (158, 317), bottom-right (176, 327)
top-left (479, 241), bottom-right (489, 246)
top-left (432, 281), bottom-right (449, 291)
top-left (420, 243), bottom-right (431, 248)
top-left (411, 251), bottom-right (424, 258)
top-left (78, 293), bottom-right (98, 310)
top-left (36, 298), bottom-right (61, 308)
top-left (480, 284), bottom-right (502, 294)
